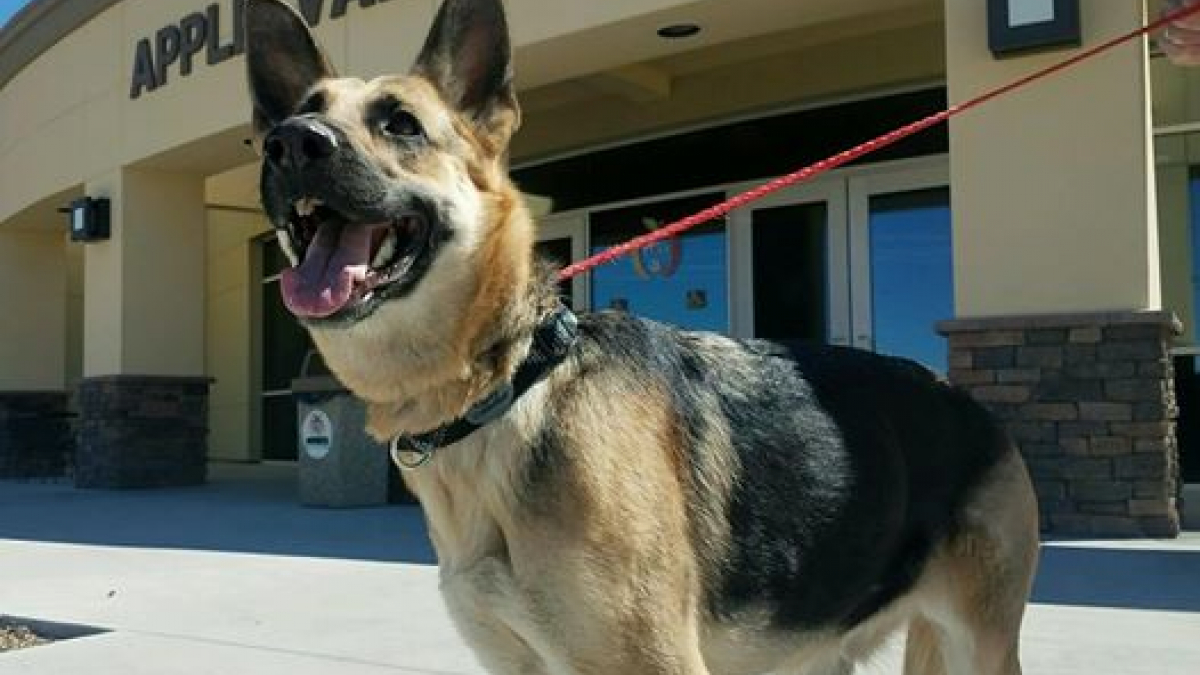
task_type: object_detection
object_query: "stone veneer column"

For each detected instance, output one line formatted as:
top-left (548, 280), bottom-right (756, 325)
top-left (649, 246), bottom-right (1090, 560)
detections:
top-left (75, 376), bottom-right (211, 489)
top-left (0, 392), bottom-right (72, 478)
top-left (938, 312), bottom-right (1182, 538)
top-left (77, 170), bottom-right (208, 489)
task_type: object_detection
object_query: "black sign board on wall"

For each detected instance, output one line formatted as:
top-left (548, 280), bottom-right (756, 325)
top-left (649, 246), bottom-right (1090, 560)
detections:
top-left (987, 0), bottom-right (1081, 58)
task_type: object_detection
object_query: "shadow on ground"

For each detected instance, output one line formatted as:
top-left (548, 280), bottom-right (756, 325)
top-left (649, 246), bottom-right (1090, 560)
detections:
top-left (6, 464), bottom-right (1200, 613)
top-left (0, 464), bottom-right (436, 564)
top-left (1032, 542), bottom-right (1200, 613)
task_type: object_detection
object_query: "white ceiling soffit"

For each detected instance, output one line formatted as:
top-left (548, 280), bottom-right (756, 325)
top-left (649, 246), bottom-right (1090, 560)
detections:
top-left (513, 0), bottom-right (939, 90)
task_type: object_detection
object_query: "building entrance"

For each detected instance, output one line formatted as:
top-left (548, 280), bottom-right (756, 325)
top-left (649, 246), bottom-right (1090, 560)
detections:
top-left (536, 158), bottom-right (952, 373)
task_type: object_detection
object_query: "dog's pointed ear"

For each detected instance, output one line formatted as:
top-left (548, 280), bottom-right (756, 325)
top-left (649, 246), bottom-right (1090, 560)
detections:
top-left (412, 0), bottom-right (520, 150)
top-left (244, 0), bottom-right (336, 137)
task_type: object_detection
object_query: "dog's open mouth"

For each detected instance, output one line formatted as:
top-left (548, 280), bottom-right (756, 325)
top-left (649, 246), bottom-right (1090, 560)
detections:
top-left (278, 197), bottom-right (430, 320)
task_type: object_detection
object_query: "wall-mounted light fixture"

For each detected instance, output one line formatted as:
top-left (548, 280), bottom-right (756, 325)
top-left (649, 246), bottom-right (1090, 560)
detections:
top-left (987, 0), bottom-right (1080, 58)
top-left (657, 23), bottom-right (701, 40)
top-left (62, 197), bottom-right (111, 242)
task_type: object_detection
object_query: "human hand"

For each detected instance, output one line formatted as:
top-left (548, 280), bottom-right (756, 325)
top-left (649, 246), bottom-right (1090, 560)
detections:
top-left (1161, 0), bottom-right (1200, 66)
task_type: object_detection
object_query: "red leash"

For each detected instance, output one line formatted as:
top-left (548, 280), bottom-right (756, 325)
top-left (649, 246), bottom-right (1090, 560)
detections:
top-left (558, 3), bottom-right (1200, 281)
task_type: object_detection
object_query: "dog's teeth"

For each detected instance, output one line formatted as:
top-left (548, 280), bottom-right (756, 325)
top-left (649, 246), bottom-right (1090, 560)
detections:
top-left (373, 230), bottom-right (398, 268)
top-left (294, 198), bottom-right (323, 218)
top-left (277, 229), bottom-right (300, 266)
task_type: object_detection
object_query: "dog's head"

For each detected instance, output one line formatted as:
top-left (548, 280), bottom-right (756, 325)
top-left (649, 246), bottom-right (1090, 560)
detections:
top-left (246, 0), bottom-right (523, 324)
top-left (246, 0), bottom-right (536, 408)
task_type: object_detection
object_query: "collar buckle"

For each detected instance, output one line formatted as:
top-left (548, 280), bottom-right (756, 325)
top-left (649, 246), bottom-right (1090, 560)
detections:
top-left (390, 433), bottom-right (436, 471)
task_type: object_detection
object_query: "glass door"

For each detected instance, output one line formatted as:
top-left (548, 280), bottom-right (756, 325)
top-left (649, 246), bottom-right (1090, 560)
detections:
top-left (535, 213), bottom-right (588, 311)
top-left (730, 179), bottom-right (850, 347)
top-left (258, 235), bottom-right (312, 461)
top-left (589, 193), bottom-right (730, 332)
top-left (849, 161), bottom-right (953, 373)
top-left (536, 159), bottom-right (952, 374)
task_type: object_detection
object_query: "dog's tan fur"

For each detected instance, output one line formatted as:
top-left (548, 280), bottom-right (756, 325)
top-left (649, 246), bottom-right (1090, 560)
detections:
top-left (245, 1), bottom-right (1039, 672)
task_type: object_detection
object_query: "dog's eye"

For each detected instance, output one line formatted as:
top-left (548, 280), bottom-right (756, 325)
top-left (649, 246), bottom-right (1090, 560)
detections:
top-left (381, 110), bottom-right (423, 139)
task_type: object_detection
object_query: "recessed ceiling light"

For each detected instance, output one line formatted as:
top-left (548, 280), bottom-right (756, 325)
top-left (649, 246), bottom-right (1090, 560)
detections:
top-left (657, 23), bottom-right (701, 39)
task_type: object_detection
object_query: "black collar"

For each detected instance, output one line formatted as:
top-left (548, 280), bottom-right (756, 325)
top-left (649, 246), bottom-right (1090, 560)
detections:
top-left (390, 305), bottom-right (578, 468)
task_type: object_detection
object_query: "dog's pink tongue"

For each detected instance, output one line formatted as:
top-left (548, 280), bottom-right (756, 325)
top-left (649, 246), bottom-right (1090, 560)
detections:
top-left (281, 223), bottom-right (372, 318)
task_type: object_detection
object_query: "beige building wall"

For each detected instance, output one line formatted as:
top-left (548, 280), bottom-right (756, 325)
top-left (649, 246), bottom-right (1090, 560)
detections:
top-left (65, 242), bottom-right (84, 393)
top-left (82, 168), bottom-right (206, 377)
top-left (0, 0), bottom-right (939, 225)
top-left (946, 0), bottom-right (1161, 317)
top-left (0, 229), bottom-right (67, 390)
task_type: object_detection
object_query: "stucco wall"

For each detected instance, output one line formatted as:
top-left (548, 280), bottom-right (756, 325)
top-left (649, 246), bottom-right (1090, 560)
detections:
top-left (65, 241), bottom-right (83, 393)
top-left (0, 230), bottom-right (66, 390)
top-left (0, 0), bottom-right (939, 225)
top-left (82, 168), bottom-right (206, 377)
top-left (946, 0), bottom-right (1161, 317)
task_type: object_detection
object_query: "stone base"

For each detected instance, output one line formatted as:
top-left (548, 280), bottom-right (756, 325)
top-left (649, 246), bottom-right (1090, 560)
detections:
top-left (938, 311), bottom-right (1183, 538)
top-left (75, 376), bottom-right (211, 489)
top-left (0, 392), bottom-right (73, 479)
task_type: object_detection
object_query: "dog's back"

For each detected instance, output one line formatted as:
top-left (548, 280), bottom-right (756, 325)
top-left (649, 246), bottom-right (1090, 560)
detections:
top-left (565, 311), bottom-right (1037, 672)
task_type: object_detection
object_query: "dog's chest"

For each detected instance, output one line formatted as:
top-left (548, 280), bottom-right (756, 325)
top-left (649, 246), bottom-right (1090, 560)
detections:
top-left (408, 470), bottom-right (509, 568)
top-left (413, 461), bottom-right (556, 669)
top-left (404, 422), bottom-right (535, 567)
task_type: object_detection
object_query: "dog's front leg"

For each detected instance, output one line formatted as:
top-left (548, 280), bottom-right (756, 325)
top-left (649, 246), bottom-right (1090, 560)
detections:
top-left (445, 603), bottom-right (547, 675)
top-left (441, 557), bottom-right (554, 675)
top-left (502, 560), bottom-right (713, 675)
top-left (444, 555), bottom-right (713, 675)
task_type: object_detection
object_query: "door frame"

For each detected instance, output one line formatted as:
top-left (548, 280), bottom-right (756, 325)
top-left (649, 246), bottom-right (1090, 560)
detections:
top-left (254, 231), bottom-right (308, 462)
top-left (536, 212), bottom-right (590, 312)
top-left (848, 158), bottom-right (951, 350)
top-left (729, 155), bottom-right (949, 345)
top-left (728, 176), bottom-right (850, 342)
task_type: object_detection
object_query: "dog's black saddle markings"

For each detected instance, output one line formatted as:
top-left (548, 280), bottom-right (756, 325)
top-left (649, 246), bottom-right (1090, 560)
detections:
top-left (392, 304), bottom-right (579, 461)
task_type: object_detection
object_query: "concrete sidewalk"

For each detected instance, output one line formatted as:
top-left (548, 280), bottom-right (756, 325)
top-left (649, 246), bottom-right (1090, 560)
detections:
top-left (2, 464), bottom-right (1199, 674)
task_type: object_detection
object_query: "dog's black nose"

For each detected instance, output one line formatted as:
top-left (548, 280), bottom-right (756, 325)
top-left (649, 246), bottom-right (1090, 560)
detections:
top-left (263, 116), bottom-right (338, 170)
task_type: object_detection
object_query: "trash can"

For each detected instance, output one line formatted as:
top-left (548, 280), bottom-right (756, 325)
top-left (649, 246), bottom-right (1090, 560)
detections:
top-left (292, 353), bottom-right (390, 508)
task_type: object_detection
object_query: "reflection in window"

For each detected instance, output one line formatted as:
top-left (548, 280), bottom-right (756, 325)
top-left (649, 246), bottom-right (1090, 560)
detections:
top-left (590, 194), bottom-right (728, 332)
top-left (869, 187), bottom-right (953, 373)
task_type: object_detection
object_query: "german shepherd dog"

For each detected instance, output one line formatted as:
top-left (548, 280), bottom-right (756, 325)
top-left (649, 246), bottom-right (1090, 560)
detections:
top-left (244, 0), bottom-right (1040, 672)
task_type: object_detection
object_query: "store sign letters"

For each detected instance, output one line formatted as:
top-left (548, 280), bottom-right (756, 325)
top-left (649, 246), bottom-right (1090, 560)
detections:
top-left (130, 0), bottom-right (393, 99)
